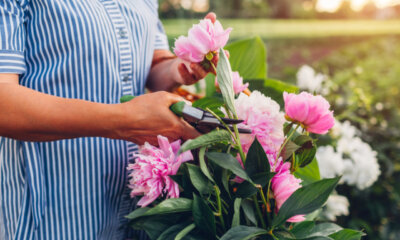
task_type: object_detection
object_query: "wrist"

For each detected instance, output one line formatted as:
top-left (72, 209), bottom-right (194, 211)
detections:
top-left (103, 102), bottom-right (139, 140)
top-left (98, 103), bottom-right (127, 139)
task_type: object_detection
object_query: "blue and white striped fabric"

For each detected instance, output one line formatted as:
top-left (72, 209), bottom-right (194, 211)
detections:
top-left (0, 0), bottom-right (169, 239)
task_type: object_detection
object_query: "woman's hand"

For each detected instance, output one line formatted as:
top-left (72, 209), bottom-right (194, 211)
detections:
top-left (114, 91), bottom-right (200, 145)
top-left (146, 12), bottom-right (218, 92)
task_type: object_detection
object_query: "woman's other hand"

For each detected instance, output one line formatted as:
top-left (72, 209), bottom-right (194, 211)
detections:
top-left (114, 91), bottom-right (200, 145)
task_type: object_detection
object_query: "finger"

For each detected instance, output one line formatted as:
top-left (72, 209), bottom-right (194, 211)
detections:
top-left (160, 91), bottom-right (188, 105)
top-left (190, 63), bottom-right (208, 80)
top-left (178, 63), bottom-right (197, 85)
top-left (205, 12), bottom-right (216, 23)
top-left (180, 120), bottom-right (201, 140)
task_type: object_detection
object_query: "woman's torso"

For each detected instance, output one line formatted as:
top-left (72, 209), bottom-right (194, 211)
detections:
top-left (0, 0), bottom-right (168, 239)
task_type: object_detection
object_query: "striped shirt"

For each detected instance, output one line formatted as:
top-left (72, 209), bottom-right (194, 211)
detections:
top-left (0, 0), bottom-right (169, 239)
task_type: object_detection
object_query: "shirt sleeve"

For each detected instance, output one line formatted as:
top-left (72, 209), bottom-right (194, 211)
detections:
top-left (154, 19), bottom-right (169, 50)
top-left (0, 0), bottom-right (27, 74)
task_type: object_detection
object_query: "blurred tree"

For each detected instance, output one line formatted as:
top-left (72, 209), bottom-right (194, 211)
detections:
top-left (360, 0), bottom-right (378, 18)
top-left (267, 0), bottom-right (291, 18)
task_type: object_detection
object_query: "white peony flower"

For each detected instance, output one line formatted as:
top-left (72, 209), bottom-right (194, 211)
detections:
top-left (296, 65), bottom-right (326, 93)
top-left (323, 194), bottom-right (350, 221)
top-left (331, 120), bottom-right (359, 139)
top-left (316, 146), bottom-right (345, 179)
top-left (339, 137), bottom-right (380, 190)
top-left (317, 120), bottom-right (380, 190)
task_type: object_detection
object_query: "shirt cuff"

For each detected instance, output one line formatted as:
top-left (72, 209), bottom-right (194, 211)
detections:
top-left (0, 50), bottom-right (27, 74)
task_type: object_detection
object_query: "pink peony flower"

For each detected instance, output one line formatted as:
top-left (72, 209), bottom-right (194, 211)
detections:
top-left (215, 71), bottom-right (249, 94)
top-left (174, 19), bottom-right (232, 63)
top-left (127, 135), bottom-right (193, 207)
top-left (283, 91), bottom-right (335, 134)
top-left (234, 91), bottom-right (285, 167)
top-left (271, 162), bottom-right (305, 222)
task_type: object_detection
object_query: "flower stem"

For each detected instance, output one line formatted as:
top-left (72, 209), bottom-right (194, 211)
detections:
top-left (252, 195), bottom-right (266, 229)
top-left (291, 152), bottom-right (296, 172)
top-left (214, 186), bottom-right (226, 232)
top-left (223, 105), bottom-right (246, 164)
top-left (233, 124), bottom-right (247, 164)
top-left (276, 124), bottom-right (300, 166)
top-left (205, 107), bottom-right (236, 140)
top-left (269, 229), bottom-right (279, 240)
top-left (266, 179), bottom-right (272, 213)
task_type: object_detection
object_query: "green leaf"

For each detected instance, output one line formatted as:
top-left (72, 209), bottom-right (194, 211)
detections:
top-left (174, 223), bottom-right (196, 240)
top-left (221, 168), bottom-right (230, 195)
top-left (186, 163), bottom-right (212, 195)
top-left (216, 48), bottom-right (236, 116)
top-left (280, 140), bottom-right (300, 161)
top-left (291, 221), bottom-right (316, 238)
top-left (293, 135), bottom-right (314, 147)
top-left (192, 97), bottom-right (224, 117)
top-left (245, 138), bottom-right (270, 176)
top-left (274, 230), bottom-right (296, 239)
top-left (192, 194), bottom-right (216, 238)
top-left (297, 147), bottom-right (317, 168)
top-left (199, 147), bottom-right (214, 183)
top-left (235, 172), bottom-right (274, 198)
top-left (310, 223), bottom-right (342, 237)
top-left (294, 158), bottom-right (321, 186)
top-left (272, 177), bottom-right (340, 227)
top-left (293, 135), bottom-right (317, 168)
top-left (128, 198), bottom-right (192, 220)
top-left (179, 130), bottom-right (231, 153)
top-left (220, 226), bottom-right (268, 240)
top-left (225, 36), bottom-right (267, 80)
top-left (292, 222), bottom-right (342, 239)
top-left (284, 122), bottom-right (294, 136)
top-left (205, 74), bottom-right (216, 97)
top-left (130, 214), bottom-right (184, 240)
top-left (241, 200), bottom-right (257, 225)
top-left (329, 229), bottom-right (365, 240)
top-left (232, 198), bottom-right (242, 228)
top-left (126, 207), bottom-right (150, 219)
top-left (157, 222), bottom-right (189, 240)
top-left (206, 152), bottom-right (253, 184)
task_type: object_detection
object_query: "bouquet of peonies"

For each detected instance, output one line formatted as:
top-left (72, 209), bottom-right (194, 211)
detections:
top-left (126, 17), bottom-right (364, 240)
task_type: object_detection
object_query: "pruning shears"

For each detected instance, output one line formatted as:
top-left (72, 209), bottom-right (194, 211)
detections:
top-left (120, 95), bottom-right (252, 134)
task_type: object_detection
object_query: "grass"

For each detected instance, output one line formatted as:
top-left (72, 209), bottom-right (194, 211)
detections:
top-left (162, 19), bottom-right (400, 40)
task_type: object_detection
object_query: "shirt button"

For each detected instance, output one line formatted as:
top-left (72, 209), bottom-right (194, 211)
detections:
top-left (118, 29), bottom-right (127, 38)
top-left (122, 75), bottom-right (130, 82)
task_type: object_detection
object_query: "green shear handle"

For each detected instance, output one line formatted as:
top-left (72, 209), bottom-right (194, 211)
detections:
top-left (119, 95), bottom-right (186, 117)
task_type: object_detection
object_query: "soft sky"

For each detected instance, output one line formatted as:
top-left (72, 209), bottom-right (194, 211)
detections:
top-left (316, 0), bottom-right (400, 12)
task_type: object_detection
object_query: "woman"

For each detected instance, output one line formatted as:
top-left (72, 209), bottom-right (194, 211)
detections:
top-left (0, 1), bottom-right (213, 239)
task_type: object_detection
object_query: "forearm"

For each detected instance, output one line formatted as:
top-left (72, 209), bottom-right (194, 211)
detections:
top-left (0, 83), bottom-right (122, 141)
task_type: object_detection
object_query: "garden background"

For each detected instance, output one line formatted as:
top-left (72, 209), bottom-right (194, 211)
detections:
top-left (158, 0), bottom-right (400, 239)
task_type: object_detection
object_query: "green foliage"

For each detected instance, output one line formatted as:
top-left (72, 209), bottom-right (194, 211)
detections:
top-left (273, 177), bottom-right (340, 227)
top-left (126, 35), bottom-right (362, 240)
top-left (192, 97), bottom-right (224, 117)
top-left (294, 158), bottom-right (321, 186)
top-left (216, 49), bottom-right (236, 116)
top-left (225, 36), bottom-right (267, 80)
top-left (179, 130), bottom-right (231, 153)
top-left (206, 152), bottom-right (253, 184)
top-left (245, 138), bottom-right (270, 175)
top-left (126, 198), bottom-right (192, 220)
top-left (186, 164), bottom-right (213, 195)
top-left (312, 37), bottom-right (400, 240)
top-left (192, 194), bottom-right (216, 238)
top-left (220, 226), bottom-right (268, 240)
